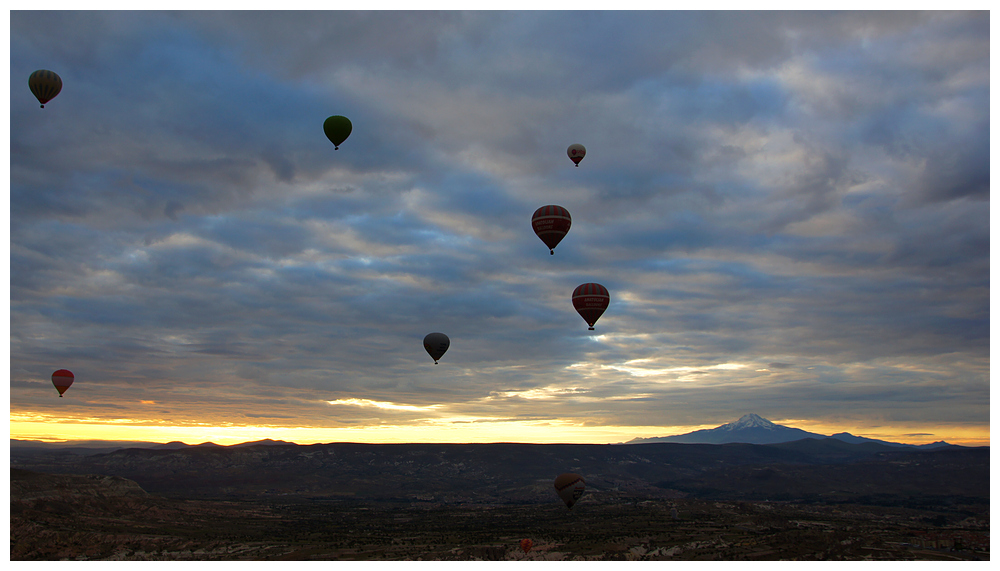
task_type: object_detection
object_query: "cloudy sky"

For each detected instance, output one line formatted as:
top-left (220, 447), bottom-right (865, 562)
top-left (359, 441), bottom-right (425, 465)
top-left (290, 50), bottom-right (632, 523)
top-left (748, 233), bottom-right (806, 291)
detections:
top-left (8, 9), bottom-right (990, 446)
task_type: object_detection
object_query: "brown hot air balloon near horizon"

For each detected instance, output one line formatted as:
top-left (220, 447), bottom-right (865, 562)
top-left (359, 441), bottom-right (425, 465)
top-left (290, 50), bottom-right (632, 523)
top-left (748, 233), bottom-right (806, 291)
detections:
top-left (572, 283), bottom-right (609, 330)
top-left (531, 205), bottom-right (572, 255)
top-left (29, 70), bottom-right (62, 108)
top-left (51, 369), bottom-right (74, 397)
top-left (520, 538), bottom-right (533, 554)
top-left (554, 473), bottom-right (586, 509)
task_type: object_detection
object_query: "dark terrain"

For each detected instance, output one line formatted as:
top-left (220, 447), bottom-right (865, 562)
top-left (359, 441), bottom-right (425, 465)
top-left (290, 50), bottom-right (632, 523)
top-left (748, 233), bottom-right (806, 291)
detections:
top-left (10, 440), bottom-right (990, 560)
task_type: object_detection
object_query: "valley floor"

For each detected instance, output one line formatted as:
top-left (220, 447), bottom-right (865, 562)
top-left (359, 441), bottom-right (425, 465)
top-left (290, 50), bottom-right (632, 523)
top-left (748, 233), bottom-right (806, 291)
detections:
top-left (11, 491), bottom-right (989, 561)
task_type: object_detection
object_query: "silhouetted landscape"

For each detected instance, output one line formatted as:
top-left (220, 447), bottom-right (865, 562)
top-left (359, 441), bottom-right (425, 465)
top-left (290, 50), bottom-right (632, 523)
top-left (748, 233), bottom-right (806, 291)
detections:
top-left (11, 438), bottom-right (989, 560)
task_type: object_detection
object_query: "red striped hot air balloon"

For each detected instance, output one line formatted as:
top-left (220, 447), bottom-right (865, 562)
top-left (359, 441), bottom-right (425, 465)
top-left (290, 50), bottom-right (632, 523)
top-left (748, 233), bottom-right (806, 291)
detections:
top-left (51, 369), bottom-right (74, 397)
top-left (531, 205), bottom-right (572, 255)
top-left (572, 283), bottom-right (609, 330)
top-left (520, 538), bottom-right (533, 554)
top-left (29, 70), bottom-right (62, 108)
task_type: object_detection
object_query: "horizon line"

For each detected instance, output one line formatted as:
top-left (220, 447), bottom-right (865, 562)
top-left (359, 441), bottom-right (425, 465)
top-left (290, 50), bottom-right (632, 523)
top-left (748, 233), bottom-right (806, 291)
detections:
top-left (12, 436), bottom-right (985, 448)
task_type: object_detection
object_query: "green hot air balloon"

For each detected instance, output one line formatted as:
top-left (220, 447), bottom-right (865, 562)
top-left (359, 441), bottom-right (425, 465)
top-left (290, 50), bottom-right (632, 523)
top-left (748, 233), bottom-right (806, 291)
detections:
top-left (323, 115), bottom-right (353, 150)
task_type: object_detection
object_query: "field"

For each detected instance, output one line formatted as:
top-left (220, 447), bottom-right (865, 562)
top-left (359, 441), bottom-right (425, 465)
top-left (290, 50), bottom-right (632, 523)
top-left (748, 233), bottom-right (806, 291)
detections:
top-left (11, 469), bottom-right (989, 561)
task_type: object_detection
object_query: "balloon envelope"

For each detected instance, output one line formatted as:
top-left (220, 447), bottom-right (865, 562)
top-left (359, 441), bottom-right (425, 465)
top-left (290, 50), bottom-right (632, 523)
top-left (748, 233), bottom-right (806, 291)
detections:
top-left (531, 205), bottom-right (572, 254)
top-left (29, 70), bottom-right (62, 108)
top-left (520, 539), bottom-right (533, 553)
top-left (323, 115), bottom-right (353, 149)
top-left (572, 283), bottom-right (609, 330)
top-left (423, 332), bottom-right (450, 363)
top-left (567, 143), bottom-right (586, 166)
top-left (554, 473), bottom-right (586, 508)
top-left (51, 369), bottom-right (74, 397)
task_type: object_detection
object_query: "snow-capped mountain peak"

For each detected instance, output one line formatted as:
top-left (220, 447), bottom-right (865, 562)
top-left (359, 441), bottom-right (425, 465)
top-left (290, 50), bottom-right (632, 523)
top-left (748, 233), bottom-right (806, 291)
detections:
top-left (625, 413), bottom-right (955, 447)
top-left (722, 413), bottom-right (776, 431)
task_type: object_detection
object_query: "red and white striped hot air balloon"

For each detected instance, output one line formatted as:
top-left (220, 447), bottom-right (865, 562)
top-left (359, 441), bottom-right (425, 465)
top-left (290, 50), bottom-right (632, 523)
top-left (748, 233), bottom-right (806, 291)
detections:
top-left (51, 369), bottom-right (74, 397)
top-left (572, 283), bottom-right (609, 330)
top-left (531, 205), bottom-right (572, 255)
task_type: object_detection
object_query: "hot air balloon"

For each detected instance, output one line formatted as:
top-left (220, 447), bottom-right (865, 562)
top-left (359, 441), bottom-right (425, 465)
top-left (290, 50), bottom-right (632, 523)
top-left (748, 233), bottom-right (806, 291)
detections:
top-left (554, 473), bottom-right (586, 509)
top-left (520, 539), bottom-right (533, 554)
top-left (51, 369), bottom-right (74, 397)
top-left (323, 115), bottom-right (353, 150)
top-left (29, 70), bottom-right (62, 108)
top-left (572, 283), bottom-right (609, 330)
top-left (531, 205), bottom-right (572, 255)
top-left (567, 143), bottom-right (586, 167)
top-left (423, 332), bottom-right (450, 364)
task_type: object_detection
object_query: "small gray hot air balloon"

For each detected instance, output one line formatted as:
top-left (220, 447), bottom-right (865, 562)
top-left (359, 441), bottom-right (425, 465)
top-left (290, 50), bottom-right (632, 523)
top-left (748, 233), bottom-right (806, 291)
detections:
top-left (567, 143), bottom-right (586, 167)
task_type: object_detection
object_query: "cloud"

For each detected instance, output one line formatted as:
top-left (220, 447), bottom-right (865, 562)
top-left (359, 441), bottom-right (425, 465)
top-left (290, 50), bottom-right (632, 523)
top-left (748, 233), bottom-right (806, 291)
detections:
top-left (9, 11), bottom-right (989, 444)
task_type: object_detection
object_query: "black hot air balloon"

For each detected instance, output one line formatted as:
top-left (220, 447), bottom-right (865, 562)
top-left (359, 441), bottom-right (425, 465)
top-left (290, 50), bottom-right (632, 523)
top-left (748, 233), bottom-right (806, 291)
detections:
top-left (29, 70), bottom-right (62, 108)
top-left (423, 332), bottom-right (450, 364)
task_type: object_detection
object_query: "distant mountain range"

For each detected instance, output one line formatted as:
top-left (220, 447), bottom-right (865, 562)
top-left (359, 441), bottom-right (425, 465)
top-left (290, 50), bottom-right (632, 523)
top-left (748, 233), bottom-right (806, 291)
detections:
top-left (10, 438), bottom-right (295, 452)
top-left (10, 417), bottom-right (954, 452)
top-left (626, 414), bottom-right (954, 449)
top-left (11, 436), bottom-right (987, 506)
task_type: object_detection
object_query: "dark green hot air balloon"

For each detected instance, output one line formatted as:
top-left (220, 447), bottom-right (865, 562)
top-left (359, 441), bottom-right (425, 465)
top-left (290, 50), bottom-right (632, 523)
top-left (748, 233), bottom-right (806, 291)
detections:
top-left (29, 70), bottom-right (62, 108)
top-left (323, 115), bottom-right (353, 150)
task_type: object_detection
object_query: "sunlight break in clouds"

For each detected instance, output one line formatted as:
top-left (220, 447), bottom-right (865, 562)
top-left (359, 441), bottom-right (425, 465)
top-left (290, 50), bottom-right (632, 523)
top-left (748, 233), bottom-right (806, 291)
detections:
top-left (326, 398), bottom-right (444, 412)
top-left (483, 387), bottom-right (587, 400)
top-left (568, 360), bottom-right (747, 380)
top-left (610, 360), bottom-right (746, 378)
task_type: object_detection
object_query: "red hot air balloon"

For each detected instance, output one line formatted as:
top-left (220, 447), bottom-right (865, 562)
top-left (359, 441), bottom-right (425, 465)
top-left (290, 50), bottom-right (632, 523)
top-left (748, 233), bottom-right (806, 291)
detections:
top-left (29, 70), bottom-right (62, 108)
top-left (531, 205), bottom-right (572, 255)
top-left (520, 539), bottom-right (533, 554)
top-left (51, 369), bottom-right (74, 397)
top-left (567, 144), bottom-right (586, 167)
top-left (572, 283), bottom-right (609, 330)
top-left (554, 473), bottom-right (586, 509)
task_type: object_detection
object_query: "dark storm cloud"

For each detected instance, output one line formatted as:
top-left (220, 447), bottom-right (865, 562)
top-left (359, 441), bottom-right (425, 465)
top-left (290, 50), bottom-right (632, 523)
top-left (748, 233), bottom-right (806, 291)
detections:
top-left (9, 10), bottom-right (989, 441)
